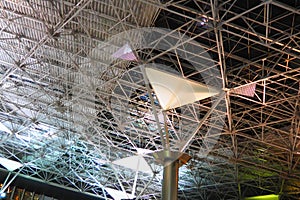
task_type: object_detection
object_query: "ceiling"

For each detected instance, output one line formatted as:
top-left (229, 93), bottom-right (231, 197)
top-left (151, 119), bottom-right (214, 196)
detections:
top-left (0, 0), bottom-right (299, 199)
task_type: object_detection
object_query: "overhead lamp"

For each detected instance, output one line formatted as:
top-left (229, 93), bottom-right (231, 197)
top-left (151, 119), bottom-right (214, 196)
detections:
top-left (0, 192), bottom-right (6, 199)
top-left (244, 194), bottom-right (280, 200)
top-left (198, 17), bottom-right (208, 26)
top-left (195, 17), bottom-right (210, 28)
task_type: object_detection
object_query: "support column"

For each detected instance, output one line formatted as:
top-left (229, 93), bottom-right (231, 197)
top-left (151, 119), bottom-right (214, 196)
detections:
top-left (162, 160), bottom-right (179, 200)
top-left (152, 150), bottom-right (191, 200)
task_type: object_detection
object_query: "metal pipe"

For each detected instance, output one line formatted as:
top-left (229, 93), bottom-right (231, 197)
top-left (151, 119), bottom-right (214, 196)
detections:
top-left (152, 150), bottom-right (190, 200)
top-left (162, 160), bottom-right (179, 200)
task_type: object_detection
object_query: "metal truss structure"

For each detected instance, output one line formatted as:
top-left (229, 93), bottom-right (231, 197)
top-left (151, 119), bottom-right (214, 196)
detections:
top-left (0, 0), bottom-right (299, 199)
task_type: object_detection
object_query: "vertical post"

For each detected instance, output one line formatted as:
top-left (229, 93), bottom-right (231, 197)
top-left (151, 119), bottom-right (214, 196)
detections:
top-left (152, 150), bottom-right (190, 200)
top-left (162, 160), bottom-right (179, 200)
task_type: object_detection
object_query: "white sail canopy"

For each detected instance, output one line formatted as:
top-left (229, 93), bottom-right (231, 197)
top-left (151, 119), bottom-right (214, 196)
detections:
top-left (112, 155), bottom-right (152, 174)
top-left (0, 157), bottom-right (23, 171)
top-left (145, 67), bottom-right (220, 110)
top-left (105, 187), bottom-right (135, 200)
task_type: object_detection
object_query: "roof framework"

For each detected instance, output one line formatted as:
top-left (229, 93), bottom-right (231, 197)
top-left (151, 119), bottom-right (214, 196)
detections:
top-left (0, 0), bottom-right (299, 199)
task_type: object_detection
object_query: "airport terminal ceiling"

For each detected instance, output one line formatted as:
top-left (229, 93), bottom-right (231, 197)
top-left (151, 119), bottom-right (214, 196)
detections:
top-left (0, 0), bottom-right (299, 199)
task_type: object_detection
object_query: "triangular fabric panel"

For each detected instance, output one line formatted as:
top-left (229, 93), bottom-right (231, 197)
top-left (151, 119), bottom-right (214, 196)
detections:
top-left (0, 122), bottom-right (12, 134)
top-left (0, 157), bottom-right (23, 171)
top-left (105, 187), bottom-right (135, 200)
top-left (145, 67), bottom-right (220, 110)
top-left (118, 52), bottom-right (137, 61)
top-left (112, 155), bottom-right (152, 173)
top-left (231, 83), bottom-right (256, 97)
top-left (112, 43), bottom-right (137, 61)
top-left (136, 148), bottom-right (154, 155)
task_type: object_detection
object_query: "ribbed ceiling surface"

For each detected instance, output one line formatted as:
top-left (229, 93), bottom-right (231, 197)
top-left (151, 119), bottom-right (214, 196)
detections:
top-left (0, 0), bottom-right (299, 199)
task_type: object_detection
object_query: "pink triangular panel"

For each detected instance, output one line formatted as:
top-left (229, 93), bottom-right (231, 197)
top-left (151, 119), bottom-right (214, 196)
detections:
top-left (232, 83), bottom-right (256, 97)
top-left (119, 52), bottom-right (137, 61)
top-left (112, 43), bottom-right (137, 61)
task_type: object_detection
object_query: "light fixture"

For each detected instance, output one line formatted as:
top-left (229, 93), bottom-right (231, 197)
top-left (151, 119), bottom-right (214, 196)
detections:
top-left (0, 192), bottom-right (6, 199)
top-left (245, 194), bottom-right (280, 200)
